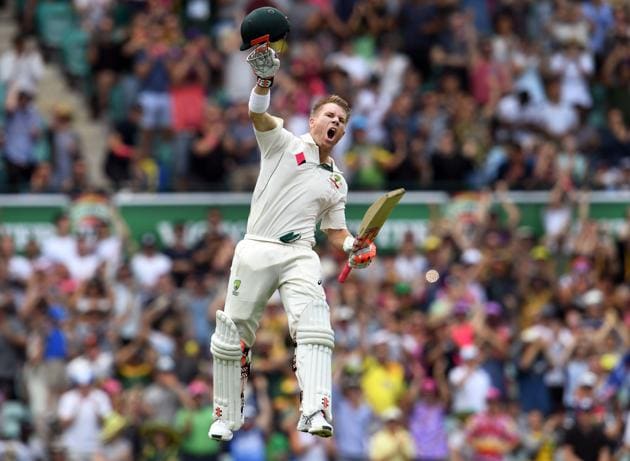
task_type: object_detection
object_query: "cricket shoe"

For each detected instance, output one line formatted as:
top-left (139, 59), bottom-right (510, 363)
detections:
top-left (208, 419), bottom-right (233, 441)
top-left (297, 411), bottom-right (333, 438)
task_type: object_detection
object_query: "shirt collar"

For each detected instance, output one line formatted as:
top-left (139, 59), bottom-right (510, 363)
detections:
top-left (300, 133), bottom-right (343, 173)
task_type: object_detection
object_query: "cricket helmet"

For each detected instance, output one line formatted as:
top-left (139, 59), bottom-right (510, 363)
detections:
top-left (240, 7), bottom-right (290, 51)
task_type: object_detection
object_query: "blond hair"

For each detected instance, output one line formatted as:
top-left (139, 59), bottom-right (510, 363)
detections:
top-left (311, 94), bottom-right (351, 120)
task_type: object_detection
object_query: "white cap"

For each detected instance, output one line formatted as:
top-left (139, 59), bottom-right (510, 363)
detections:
top-left (460, 344), bottom-right (478, 361)
top-left (334, 306), bottom-right (354, 321)
top-left (156, 355), bottom-right (175, 372)
top-left (461, 248), bottom-right (482, 265)
top-left (381, 406), bottom-right (402, 421)
top-left (579, 371), bottom-right (597, 387)
top-left (67, 358), bottom-right (94, 386)
top-left (582, 289), bottom-right (603, 307)
top-left (370, 330), bottom-right (391, 346)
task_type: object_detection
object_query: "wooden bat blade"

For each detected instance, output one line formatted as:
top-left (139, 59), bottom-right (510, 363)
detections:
top-left (355, 188), bottom-right (405, 244)
top-left (338, 188), bottom-right (405, 283)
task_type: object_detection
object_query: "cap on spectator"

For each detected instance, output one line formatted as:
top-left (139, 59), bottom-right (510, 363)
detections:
top-left (141, 233), bottom-right (157, 247)
top-left (53, 102), bottom-right (74, 120)
top-left (68, 358), bottom-right (94, 386)
top-left (572, 256), bottom-right (592, 273)
top-left (578, 371), bottom-right (597, 388)
top-left (370, 330), bottom-right (391, 346)
top-left (394, 282), bottom-right (412, 296)
top-left (530, 245), bottom-right (550, 261)
top-left (156, 355), bottom-right (175, 373)
top-left (334, 305), bottom-right (354, 322)
top-left (485, 301), bottom-right (502, 317)
top-left (187, 379), bottom-right (209, 397)
top-left (48, 305), bottom-right (68, 322)
top-left (582, 289), bottom-right (603, 307)
top-left (421, 378), bottom-right (437, 393)
top-left (381, 406), bottom-right (402, 422)
top-left (351, 115), bottom-right (368, 131)
top-left (460, 344), bottom-right (478, 361)
top-left (486, 387), bottom-right (502, 401)
top-left (453, 300), bottom-right (471, 315)
top-left (423, 235), bottom-right (442, 252)
top-left (461, 248), bottom-right (482, 265)
top-left (102, 378), bottom-right (122, 396)
top-left (521, 326), bottom-right (542, 342)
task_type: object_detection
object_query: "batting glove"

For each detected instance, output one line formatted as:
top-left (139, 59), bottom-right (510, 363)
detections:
top-left (346, 239), bottom-right (377, 269)
top-left (246, 44), bottom-right (280, 86)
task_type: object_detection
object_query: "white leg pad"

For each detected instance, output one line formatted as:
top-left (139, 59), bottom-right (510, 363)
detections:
top-left (211, 310), bottom-right (243, 431)
top-left (295, 299), bottom-right (335, 421)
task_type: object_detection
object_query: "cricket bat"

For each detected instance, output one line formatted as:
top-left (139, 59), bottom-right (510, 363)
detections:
top-left (338, 188), bottom-right (406, 283)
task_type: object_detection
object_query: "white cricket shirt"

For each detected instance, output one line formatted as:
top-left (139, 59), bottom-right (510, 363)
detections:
top-left (246, 118), bottom-right (348, 247)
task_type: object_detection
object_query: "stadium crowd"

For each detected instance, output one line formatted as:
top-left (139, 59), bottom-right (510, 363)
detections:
top-left (1, 0), bottom-right (630, 192)
top-left (0, 0), bottom-right (628, 460)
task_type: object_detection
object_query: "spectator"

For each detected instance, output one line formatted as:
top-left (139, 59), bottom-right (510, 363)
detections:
top-left (407, 378), bottom-right (449, 461)
top-left (47, 104), bottom-right (81, 192)
top-left (142, 355), bottom-right (191, 426)
top-left (0, 34), bottom-right (44, 97)
top-left (2, 88), bottom-right (44, 192)
top-left (561, 401), bottom-right (612, 461)
top-left (130, 233), bottom-right (172, 292)
top-left (464, 388), bottom-right (519, 461)
top-left (448, 344), bottom-right (492, 416)
top-left (174, 379), bottom-right (220, 461)
top-left (368, 406), bottom-right (415, 461)
top-left (57, 358), bottom-right (112, 460)
top-left (333, 377), bottom-right (373, 461)
top-left (361, 330), bottom-right (405, 415)
top-left (104, 104), bottom-right (143, 189)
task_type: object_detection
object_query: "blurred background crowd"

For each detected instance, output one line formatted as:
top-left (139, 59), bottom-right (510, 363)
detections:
top-left (0, 0), bottom-right (628, 460)
top-left (1, 0), bottom-right (630, 192)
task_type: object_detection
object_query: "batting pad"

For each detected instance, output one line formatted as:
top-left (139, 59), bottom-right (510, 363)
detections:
top-left (211, 311), bottom-right (243, 430)
top-left (295, 299), bottom-right (335, 421)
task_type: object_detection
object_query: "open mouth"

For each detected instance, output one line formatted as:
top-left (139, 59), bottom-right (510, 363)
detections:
top-left (326, 128), bottom-right (336, 140)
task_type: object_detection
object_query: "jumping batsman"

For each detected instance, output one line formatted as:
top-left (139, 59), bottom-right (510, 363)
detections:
top-left (208, 7), bottom-right (377, 442)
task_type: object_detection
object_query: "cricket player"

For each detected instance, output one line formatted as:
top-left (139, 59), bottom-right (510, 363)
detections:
top-left (208, 28), bottom-right (377, 441)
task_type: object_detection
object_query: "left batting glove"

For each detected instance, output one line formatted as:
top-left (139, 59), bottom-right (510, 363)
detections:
top-left (343, 236), bottom-right (377, 269)
top-left (246, 44), bottom-right (280, 87)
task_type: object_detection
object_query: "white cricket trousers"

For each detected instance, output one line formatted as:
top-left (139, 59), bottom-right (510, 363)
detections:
top-left (224, 235), bottom-right (327, 347)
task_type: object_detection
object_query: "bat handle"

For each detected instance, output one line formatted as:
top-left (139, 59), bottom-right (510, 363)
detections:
top-left (338, 263), bottom-right (352, 283)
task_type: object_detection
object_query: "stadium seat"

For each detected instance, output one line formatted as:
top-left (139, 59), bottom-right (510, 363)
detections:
top-left (36, 2), bottom-right (77, 49)
top-left (62, 27), bottom-right (90, 79)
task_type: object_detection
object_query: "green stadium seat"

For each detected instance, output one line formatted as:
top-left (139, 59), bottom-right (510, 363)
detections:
top-left (34, 135), bottom-right (50, 163)
top-left (62, 27), bottom-right (90, 78)
top-left (37, 2), bottom-right (77, 49)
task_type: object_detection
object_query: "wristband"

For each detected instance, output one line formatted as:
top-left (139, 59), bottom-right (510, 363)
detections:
top-left (248, 88), bottom-right (270, 113)
top-left (343, 236), bottom-right (356, 254)
top-left (256, 76), bottom-right (274, 88)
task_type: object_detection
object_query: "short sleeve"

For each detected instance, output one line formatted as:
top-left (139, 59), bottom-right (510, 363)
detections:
top-left (253, 117), bottom-right (294, 159)
top-left (320, 178), bottom-right (348, 231)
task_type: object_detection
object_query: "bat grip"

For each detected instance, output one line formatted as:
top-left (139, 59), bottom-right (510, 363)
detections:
top-left (338, 263), bottom-right (352, 283)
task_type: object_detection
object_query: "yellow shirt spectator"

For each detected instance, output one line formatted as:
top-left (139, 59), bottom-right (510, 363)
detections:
top-left (361, 351), bottom-right (405, 415)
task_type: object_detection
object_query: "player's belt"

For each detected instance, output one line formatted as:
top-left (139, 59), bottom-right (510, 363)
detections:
top-left (244, 233), bottom-right (313, 248)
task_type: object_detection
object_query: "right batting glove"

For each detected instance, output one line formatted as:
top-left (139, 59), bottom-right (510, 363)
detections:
top-left (246, 44), bottom-right (280, 88)
top-left (343, 236), bottom-right (377, 269)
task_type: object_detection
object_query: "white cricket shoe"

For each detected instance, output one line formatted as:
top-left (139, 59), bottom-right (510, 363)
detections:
top-left (297, 411), bottom-right (333, 438)
top-left (208, 420), bottom-right (233, 441)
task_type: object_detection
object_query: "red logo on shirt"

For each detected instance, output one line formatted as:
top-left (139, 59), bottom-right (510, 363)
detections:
top-left (295, 152), bottom-right (306, 166)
